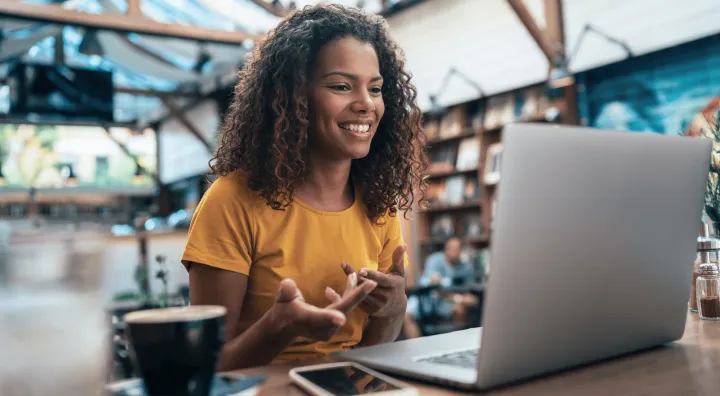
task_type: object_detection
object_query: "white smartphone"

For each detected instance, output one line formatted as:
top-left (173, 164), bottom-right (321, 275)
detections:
top-left (289, 361), bottom-right (418, 396)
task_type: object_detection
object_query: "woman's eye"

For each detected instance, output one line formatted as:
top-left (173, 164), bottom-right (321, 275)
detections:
top-left (370, 87), bottom-right (382, 94)
top-left (329, 85), bottom-right (350, 91)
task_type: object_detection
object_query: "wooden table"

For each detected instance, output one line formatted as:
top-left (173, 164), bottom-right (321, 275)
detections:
top-left (231, 313), bottom-right (720, 395)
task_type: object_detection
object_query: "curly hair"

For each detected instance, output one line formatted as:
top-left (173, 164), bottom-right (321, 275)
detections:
top-left (210, 4), bottom-right (428, 224)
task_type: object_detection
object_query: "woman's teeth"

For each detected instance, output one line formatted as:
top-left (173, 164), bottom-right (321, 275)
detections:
top-left (340, 124), bottom-right (370, 133)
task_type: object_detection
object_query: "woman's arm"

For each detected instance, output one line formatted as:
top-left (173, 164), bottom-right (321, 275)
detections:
top-left (189, 263), bottom-right (296, 370)
top-left (190, 262), bottom-right (377, 371)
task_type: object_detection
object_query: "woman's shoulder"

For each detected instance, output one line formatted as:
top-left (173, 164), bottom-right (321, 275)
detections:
top-left (202, 171), bottom-right (262, 209)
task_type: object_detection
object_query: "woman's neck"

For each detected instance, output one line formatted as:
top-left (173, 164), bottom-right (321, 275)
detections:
top-left (294, 158), bottom-right (354, 212)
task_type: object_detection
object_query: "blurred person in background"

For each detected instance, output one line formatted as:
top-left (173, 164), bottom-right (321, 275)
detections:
top-left (182, 4), bottom-right (428, 370)
top-left (403, 237), bottom-right (478, 339)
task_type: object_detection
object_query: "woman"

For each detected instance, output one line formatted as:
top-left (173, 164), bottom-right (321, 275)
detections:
top-left (182, 4), bottom-right (427, 370)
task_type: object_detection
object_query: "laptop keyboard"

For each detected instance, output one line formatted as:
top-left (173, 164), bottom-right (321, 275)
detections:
top-left (418, 349), bottom-right (479, 369)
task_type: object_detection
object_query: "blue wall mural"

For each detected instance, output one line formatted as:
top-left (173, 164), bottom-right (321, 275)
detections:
top-left (579, 35), bottom-right (720, 136)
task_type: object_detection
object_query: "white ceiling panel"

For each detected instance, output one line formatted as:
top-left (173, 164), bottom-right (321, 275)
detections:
top-left (388, 0), bottom-right (548, 110)
top-left (158, 101), bottom-right (219, 184)
top-left (1, 25), bottom-right (62, 61)
top-left (564, 0), bottom-right (720, 73)
top-left (387, 0), bottom-right (720, 111)
top-left (96, 32), bottom-right (201, 81)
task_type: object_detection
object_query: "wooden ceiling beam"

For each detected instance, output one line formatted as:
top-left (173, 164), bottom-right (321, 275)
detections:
top-left (506, 0), bottom-right (555, 63)
top-left (543, 0), bottom-right (565, 59)
top-left (0, 1), bottom-right (264, 45)
top-left (160, 97), bottom-right (213, 152)
top-left (101, 126), bottom-right (161, 185)
top-left (126, 0), bottom-right (141, 17)
top-left (115, 87), bottom-right (201, 98)
top-left (248, 0), bottom-right (290, 18)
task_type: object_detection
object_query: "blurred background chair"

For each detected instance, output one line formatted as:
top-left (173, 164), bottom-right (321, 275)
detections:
top-left (404, 281), bottom-right (484, 338)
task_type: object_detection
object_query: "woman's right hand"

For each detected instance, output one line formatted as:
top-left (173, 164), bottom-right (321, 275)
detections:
top-left (270, 274), bottom-right (377, 341)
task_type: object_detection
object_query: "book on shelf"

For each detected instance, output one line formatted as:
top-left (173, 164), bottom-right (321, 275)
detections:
top-left (427, 145), bottom-right (457, 174)
top-left (426, 179), bottom-right (446, 206)
top-left (481, 85), bottom-right (551, 130)
top-left (468, 100), bottom-right (486, 131)
top-left (439, 106), bottom-right (467, 139)
top-left (455, 137), bottom-right (480, 171)
top-left (463, 176), bottom-right (481, 202)
top-left (424, 117), bottom-right (440, 141)
top-left (459, 212), bottom-right (482, 238)
top-left (517, 86), bottom-right (550, 120)
top-left (444, 175), bottom-right (466, 206)
top-left (483, 142), bottom-right (503, 186)
top-left (426, 175), bottom-right (481, 208)
top-left (483, 93), bottom-right (516, 130)
top-left (430, 214), bottom-right (455, 239)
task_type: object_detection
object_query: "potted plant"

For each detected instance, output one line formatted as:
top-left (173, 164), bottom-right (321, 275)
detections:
top-left (110, 255), bottom-right (182, 315)
top-left (696, 110), bottom-right (720, 233)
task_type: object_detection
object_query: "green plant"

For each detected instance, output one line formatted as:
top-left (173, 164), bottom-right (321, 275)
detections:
top-left (702, 111), bottom-right (720, 222)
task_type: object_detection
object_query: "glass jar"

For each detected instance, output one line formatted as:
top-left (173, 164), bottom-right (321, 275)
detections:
top-left (691, 223), bottom-right (720, 312)
top-left (696, 263), bottom-right (720, 321)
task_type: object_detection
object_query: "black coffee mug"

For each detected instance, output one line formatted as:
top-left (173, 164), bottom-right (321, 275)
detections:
top-left (124, 305), bottom-right (227, 396)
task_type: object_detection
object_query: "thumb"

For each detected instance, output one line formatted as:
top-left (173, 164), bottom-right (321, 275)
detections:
top-left (391, 244), bottom-right (407, 275)
top-left (276, 279), bottom-right (302, 303)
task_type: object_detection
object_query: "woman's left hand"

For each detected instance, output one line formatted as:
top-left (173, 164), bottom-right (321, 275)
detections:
top-left (341, 245), bottom-right (408, 318)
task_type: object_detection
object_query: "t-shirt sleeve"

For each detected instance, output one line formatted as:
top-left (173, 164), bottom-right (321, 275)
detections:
top-left (377, 212), bottom-right (407, 273)
top-left (181, 176), bottom-right (254, 275)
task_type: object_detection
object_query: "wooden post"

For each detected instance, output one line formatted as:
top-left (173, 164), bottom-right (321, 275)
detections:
top-left (100, 126), bottom-right (161, 184)
top-left (545, 0), bottom-right (579, 124)
top-left (137, 233), bottom-right (151, 297)
top-left (247, 0), bottom-right (289, 17)
top-left (126, 0), bottom-right (141, 17)
top-left (506, 0), bottom-right (554, 62)
top-left (54, 32), bottom-right (65, 64)
top-left (160, 98), bottom-right (213, 153)
top-left (507, 0), bottom-right (579, 125)
top-left (543, 0), bottom-right (565, 59)
top-left (0, 2), bottom-right (262, 44)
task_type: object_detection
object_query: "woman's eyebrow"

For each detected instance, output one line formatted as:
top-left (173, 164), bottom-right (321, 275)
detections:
top-left (322, 71), bottom-right (383, 82)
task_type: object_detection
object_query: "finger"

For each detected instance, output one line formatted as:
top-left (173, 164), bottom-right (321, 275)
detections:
top-left (330, 279), bottom-right (377, 313)
top-left (390, 244), bottom-right (407, 276)
top-left (302, 304), bottom-right (347, 327)
top-left (360, 300), bottom-right (383, 315)
top-left (364, 294), bottom-right (386, 307)
top-left (341, 262), bottom-right (357, 276)
top-left (275, 279), bottom-right (302, 303)
top-left (359, 301), bottom-right (376, 314)
top-left (325, 287), bottom-right (342, 304)
top-left (344, 272), bottom-right (358, 295)
top-left (358, 269), bottom-right (393, 287)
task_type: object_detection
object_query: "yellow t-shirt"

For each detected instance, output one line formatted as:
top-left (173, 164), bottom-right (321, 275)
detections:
top-left (181, 172), bottom-right (405, 363)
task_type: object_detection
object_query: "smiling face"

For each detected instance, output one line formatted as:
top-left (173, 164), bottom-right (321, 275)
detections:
top-left (307, 36), bottom-right (385, 161)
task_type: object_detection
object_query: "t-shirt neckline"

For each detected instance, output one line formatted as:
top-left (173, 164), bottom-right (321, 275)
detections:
top-left (291, 185), bottom-right (359, 216)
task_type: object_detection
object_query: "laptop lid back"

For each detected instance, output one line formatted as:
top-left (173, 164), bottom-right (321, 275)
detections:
top-left (475, 124), bottom-right (711, 389)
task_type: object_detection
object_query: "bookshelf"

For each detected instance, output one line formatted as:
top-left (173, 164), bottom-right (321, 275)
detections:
top-left (411, 83), bottom-right (557, 285)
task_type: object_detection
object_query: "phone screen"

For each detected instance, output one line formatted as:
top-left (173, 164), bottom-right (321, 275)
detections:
top-left (296, 364), bottom-right (401, 395)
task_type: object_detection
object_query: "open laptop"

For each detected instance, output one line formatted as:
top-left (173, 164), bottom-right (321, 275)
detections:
top-left (336, 123), bottom-right (712, 390)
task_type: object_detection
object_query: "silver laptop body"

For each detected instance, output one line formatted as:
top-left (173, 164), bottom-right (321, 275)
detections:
top-left (336, 123), bottom-right (712, 390)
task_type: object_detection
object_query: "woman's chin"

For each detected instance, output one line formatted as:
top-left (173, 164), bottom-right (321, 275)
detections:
top-left (347, 146), bottom-right (372, 160)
